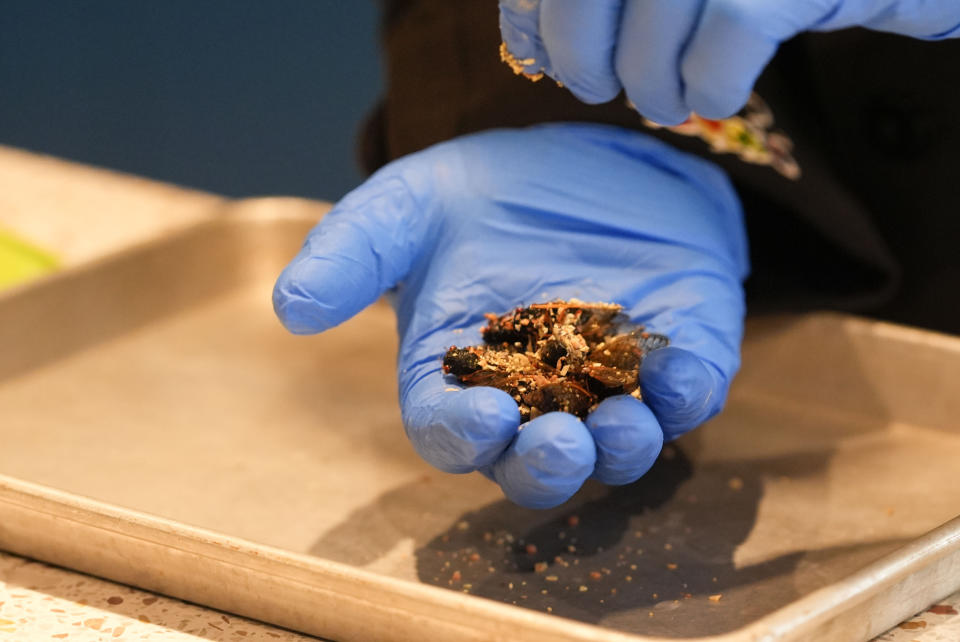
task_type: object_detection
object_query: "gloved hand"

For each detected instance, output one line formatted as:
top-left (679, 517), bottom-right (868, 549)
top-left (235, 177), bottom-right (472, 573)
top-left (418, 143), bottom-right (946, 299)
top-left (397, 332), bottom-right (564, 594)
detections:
top-left (273, 123), bottom-right (748, 509)
top-left (499, 0), bottom-right (960, 124)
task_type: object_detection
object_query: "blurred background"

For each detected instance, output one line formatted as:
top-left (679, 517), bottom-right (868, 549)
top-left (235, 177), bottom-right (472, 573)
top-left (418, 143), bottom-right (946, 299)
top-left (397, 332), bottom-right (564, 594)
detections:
top-left (0, 1), bottom-right (383, 201)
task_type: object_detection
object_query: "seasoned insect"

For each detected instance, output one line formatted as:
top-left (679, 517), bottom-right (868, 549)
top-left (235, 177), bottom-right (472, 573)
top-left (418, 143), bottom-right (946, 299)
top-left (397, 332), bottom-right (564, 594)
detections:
top-left (442, 300), bottom-right (669, 421)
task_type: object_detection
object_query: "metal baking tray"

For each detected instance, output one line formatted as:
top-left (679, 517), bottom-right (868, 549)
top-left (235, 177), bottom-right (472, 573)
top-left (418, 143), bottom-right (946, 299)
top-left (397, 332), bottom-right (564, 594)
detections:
top-left (1, 199), bottom-right (958, 642)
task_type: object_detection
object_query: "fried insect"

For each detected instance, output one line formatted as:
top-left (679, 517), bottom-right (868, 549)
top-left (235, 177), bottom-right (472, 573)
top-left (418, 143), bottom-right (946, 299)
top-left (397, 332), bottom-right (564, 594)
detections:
top-left (442, 300), bottom-right (669, 421)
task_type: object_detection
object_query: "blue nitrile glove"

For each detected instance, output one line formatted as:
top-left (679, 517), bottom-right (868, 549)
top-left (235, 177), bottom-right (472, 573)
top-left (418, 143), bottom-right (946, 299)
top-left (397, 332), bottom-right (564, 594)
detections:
top-left (499, 0), bottom-right (960, 124)
top-left (273, 124), bottom-right (747, 509)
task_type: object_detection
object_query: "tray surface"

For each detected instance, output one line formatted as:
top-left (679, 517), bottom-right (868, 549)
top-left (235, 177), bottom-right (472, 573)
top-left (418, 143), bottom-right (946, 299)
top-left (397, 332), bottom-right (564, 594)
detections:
top-left (1, 205), bottom-right (959, 641)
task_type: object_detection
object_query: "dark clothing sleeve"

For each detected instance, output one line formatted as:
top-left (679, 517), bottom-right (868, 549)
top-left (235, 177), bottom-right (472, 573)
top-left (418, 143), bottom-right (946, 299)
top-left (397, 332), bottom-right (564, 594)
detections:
top-left (363, 0), bottom-right (960, 334)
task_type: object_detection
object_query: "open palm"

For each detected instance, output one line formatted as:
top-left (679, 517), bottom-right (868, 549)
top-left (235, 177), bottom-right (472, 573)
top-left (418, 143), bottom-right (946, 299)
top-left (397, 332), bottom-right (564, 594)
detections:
top-left (274, 124), bottom-right (748, 508)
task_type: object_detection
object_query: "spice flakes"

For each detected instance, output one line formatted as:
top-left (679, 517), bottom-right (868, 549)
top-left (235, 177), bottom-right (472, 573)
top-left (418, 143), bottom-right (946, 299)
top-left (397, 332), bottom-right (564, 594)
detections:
top-left (443, 300), bottom-right (669, 421)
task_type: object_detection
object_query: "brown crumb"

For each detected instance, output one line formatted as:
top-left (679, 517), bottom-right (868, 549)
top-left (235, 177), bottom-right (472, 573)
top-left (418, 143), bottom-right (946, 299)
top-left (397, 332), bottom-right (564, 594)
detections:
top-left (709, 594), bottom-right (723, 602)
top-left (534, 562), bottom-right (549, 573)
top-left (589, 571), bottom-right (603, 581)
top-left (451, 571), bottom-right (462, 582)
top-left (499, 42), bottom-right (544, 81)
top-left (667, 563), bottom-right (678, 570)
top-left (898, 621), bottom-right (927, 630)
top-left (566, 515), bottom-right (580, 527)
top-left (524, 543), bottom-right (538, 555)
top-left (728, 477), bottom-right (744, 491)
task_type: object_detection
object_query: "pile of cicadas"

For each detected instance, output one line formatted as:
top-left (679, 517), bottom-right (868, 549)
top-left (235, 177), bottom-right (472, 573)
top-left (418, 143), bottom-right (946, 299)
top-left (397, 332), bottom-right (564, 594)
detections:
top-left (443, 300), bottom-right (668, 421)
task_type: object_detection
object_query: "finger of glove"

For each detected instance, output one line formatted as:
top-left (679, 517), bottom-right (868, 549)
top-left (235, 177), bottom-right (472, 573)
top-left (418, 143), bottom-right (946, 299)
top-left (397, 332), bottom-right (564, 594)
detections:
top-left (402, 364), bottom-right (521, 474)
top-left (814, 1), bottom-right (960, 39)
top-left (273, 176), bottom-right (425, 335)
top-left (628, 269), bottom-right (745, 440)
top-left (539, 0), bottom-right (624, 104)
top-left (499, 0), bottom-right (552, 77)
top-left (615, 0), bottom-right (704, 125)
top-left (680, 0), bottom-right (826, 119)
top-left (490, 412), bottom-right (596, 509)
top-left (640, 346), bottom-right (729, 441)
top-left (586, 396), bottom-right (663, 486)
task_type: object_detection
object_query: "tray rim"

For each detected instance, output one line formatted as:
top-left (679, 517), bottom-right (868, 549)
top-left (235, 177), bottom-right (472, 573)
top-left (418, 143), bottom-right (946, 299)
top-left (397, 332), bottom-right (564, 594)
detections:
top-left (1, 472), bottom-right (959, 642)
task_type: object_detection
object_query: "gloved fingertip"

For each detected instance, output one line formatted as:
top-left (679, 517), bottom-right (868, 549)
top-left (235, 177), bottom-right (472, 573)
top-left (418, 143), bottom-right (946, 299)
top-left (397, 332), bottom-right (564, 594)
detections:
top-left (272, 287), bottom-right (333, 336)
top-left (491, 412), bottom-right (595, 509)
top-left (405, 386), bottom-right (520, 474)
top-left (450, 386), bottom-right (523, 461)
top-left (586, 396), bottom-right (663, 486)
top-left (272, 252), bottom-right (377, 335)
top-left (625, 96), bottom-right (692, 128)
top-left (564, 83), bottom-right (621, 107)
top-left (640, 347), bottom-right (726, 440)
top-left (684, 86), bottom-right (749, 122)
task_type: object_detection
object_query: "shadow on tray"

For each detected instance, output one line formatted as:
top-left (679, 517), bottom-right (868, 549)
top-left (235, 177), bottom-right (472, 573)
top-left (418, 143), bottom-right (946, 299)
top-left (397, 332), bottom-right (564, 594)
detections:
top-left (312, 442), bottom-right (910, 637)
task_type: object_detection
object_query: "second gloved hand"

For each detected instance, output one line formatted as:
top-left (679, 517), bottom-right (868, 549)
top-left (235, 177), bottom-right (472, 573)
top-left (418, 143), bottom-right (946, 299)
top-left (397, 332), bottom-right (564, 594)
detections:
top-left (273, 123), bottom-right (748, 509)
top-left (499, 0), bottom-right (960, 124)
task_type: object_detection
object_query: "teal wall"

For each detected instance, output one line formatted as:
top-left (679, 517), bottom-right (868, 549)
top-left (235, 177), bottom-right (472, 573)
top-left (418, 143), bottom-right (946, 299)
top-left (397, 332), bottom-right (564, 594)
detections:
top-left (0, 1), bottom-right (383, 200)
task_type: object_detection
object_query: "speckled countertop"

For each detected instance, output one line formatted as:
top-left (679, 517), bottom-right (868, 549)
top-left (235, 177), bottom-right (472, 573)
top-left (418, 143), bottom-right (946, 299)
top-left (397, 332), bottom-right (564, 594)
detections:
top-left (0, 552), bottom-right (315, 641)
top-left (878, 600), bottom-right (960, 642)
top-left (0, 550), bottom-right (958, 641)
